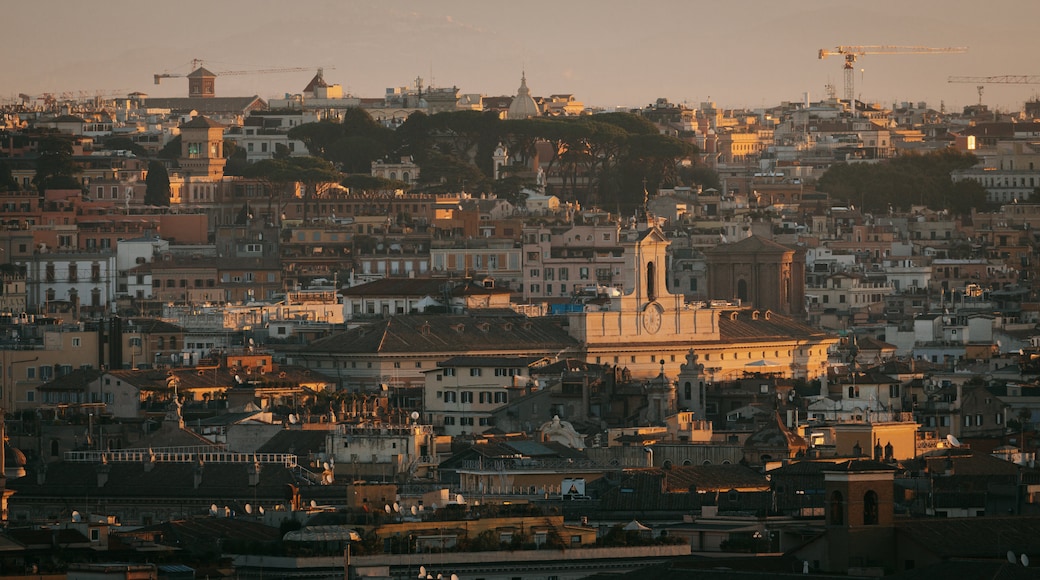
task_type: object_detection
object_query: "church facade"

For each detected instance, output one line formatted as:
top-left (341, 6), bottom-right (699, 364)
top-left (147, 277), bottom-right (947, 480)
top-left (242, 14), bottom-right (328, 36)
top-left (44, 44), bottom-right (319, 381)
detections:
top-left (566, 225), bottom-right (835, 381)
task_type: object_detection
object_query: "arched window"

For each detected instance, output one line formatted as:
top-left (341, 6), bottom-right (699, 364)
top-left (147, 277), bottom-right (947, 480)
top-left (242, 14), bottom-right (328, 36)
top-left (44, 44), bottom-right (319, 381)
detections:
top-left (829, 491), bottom-right (844, 525)
top-left (737, 279), bottom-right (748, 303)
top-left (646, 261), bottom-right (656, 301)
top-left (684, 381), bottom-right (692, 400)
top-left (863, 490), bottom-right (879, 525)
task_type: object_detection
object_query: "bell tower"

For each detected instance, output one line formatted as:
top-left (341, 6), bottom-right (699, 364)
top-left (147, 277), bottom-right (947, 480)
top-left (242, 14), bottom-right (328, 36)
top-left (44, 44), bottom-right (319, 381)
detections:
top-left (822, 460), bottom-right (896, 574)
top-left (178, 116), bottom-right (226, 179)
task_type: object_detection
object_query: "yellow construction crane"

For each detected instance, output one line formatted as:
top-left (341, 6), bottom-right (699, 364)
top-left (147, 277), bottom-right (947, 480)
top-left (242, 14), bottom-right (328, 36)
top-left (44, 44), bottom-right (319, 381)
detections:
top-left (819, 45), bottom-right (968, 103)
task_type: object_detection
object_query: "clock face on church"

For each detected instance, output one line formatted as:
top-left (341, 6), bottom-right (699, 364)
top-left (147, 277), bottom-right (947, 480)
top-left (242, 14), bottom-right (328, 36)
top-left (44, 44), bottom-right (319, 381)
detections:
top-left (643, 303), bottom-right (663, 334)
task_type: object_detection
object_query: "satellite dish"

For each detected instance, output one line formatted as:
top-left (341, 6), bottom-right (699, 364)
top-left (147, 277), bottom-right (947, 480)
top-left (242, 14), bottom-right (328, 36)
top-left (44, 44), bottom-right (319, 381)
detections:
top-left (71, 510), bottom-right (81, 522)
top-left (411, 505), bottom-right (418, 516)
top-left (224, 506), bottom-right (231, 518)
top-left (455, 494), bottom-right (464, 504)
top-left (323, 461), bottom-right (330, 470)
top-left (234, 374), bottom-right (242, 384)
top-left (419, 566), bottom-right (427, 578)
top-left (393, 502), bottom-right (400, 513)
top-left (1023, 554), bottom-right (1031, 567)
top-left (210, 504), bottom-right (218, 516)
top-left (451, 575), bottom-right (458, 580)
top-left (788, 391), bottom-right (796, 401)
top-left (258, 506), bottom-right (265, 515)
top-left (288, 413), bottom-right (298, 424)
top-left (384, 504), bottom-right (392, 514)
top-left (1009, 551), bottom-right (1018, 564)
top-left (245, 504), bottom-right (252, 514)
top-left (411, 411), bottom-right (420, 421)
top-left (418, 504), bottom-right (425, 512)
top-left (947, 433), bottom-right (962, 448)
top-left (310, 499), bottom-right (317, 508)
top-left (430, 503), bottom-right (438, 510)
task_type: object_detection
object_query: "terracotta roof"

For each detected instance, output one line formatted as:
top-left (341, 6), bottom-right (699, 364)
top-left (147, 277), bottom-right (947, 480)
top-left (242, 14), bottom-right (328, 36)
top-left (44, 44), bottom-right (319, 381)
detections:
top-left (6, 461), bottom-right (298, 499)
top-left (717, 309), bottom-right (832, 343)
top-left (142, 96), bottom-right (265, 115)
top-left (187, 67), bottom-right (217, 78)
top-left (703, 235), bottom-right (797, 256)
top-left (180, 115), bottom-right (225, 129)
top-left (657, 464), bottom-right (770, 492)
top-left (896, 516), bottom-right (1040, 560)
top-left (36, 368), bottom-right (101, 392)
top-left (306, 313), bottom-right (578, 355)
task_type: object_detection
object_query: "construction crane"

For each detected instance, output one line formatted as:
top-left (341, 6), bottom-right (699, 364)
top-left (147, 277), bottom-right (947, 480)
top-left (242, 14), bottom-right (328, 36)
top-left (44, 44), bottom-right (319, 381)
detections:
top-left (153, 63), bottom-right (319, 85)
top-left (819, 45), bottom-right (968, 103)
top-left (948, 75), bottom-right (1040, 106)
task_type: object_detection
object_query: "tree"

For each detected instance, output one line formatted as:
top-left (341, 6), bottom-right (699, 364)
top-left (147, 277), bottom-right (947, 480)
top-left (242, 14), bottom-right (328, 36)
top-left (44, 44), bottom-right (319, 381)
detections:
top-left (32, 134), bottom-right (81, 194)
top-left (0, 159), bottom-right (18, 191)
top-left (157, 135), bottom-right (181, 160)
top-left (144, 161), bottom-right (171, 207)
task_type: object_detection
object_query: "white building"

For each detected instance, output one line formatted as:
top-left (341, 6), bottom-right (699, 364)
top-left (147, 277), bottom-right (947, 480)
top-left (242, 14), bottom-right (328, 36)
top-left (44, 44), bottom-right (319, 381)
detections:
top-left (18, 250), bottom-right (118, 317)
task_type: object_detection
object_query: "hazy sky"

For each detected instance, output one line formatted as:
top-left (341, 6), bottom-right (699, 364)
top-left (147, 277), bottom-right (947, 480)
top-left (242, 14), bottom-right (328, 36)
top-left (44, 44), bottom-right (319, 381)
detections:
top-left (5, 0), bottom-right (1039, 113)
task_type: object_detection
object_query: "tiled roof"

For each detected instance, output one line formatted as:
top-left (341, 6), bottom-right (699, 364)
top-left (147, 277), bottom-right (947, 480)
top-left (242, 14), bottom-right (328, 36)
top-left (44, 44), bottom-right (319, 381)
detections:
top-left (307, 313), bottom-right (578, 355)
top-left (703, 235), bottom-right (796, 256)
top-left (6, 461), bottom-right (297, 499)
top-left (717, 309), bottom-right (832, 343)
top-left (142, 96), bottom-right (265, 115)
top-left (436, 355), bottom-right (546, 368)
top-left (896, 516), bottom-right (1040, 560)
top-left (37, 368), bottom-right (101, 392)
top-left (123, 518), bottom-right (282, 556)
top-left (180, 115), bottom-right (225, 129)
top-left (657, 464), bottom-right (770, 492)
top-left (256, 430), bottom-right (329, 455)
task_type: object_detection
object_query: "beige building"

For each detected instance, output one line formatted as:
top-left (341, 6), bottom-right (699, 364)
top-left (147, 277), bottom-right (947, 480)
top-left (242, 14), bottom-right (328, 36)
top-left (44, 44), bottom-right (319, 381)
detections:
top-left (566, 225), bottom-right (835, 380)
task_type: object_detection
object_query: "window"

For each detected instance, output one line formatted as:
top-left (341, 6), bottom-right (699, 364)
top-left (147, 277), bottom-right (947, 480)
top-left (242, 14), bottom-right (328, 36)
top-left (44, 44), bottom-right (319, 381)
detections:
top-left (863, 491), bottom-right (879, 525)
top-left (461, 391), bottom-right (473, 404)
top-left (470, 368), bottom-right (482, 377)
top-left (829, 491), bottom-right (844, 525)
top-left (444, 391), bottom-right (457, 403)
top-left (444, 368), bottom-right (456, 377)
top-left (72, 338), bottom-right (81, 347)
top-left (443, 416), bottom-right (456, 425)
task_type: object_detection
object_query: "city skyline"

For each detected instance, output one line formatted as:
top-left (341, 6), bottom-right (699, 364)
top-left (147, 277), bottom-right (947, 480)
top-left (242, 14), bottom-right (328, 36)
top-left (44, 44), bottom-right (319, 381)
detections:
top-left (5, 0), bottom-right (1040, 113)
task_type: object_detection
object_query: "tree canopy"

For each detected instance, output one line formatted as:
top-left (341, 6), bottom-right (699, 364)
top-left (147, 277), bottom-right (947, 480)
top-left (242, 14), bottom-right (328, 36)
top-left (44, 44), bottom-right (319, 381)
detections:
top-left (817, 148), bottom-right (992, 215)
top-left (32, 135), bottom-right (81, 193)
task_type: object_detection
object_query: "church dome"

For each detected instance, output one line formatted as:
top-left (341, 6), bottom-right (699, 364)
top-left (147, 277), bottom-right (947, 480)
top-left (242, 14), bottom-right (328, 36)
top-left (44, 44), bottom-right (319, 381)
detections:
top-left (507, 73), bottom-right (541, 119)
